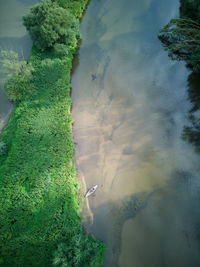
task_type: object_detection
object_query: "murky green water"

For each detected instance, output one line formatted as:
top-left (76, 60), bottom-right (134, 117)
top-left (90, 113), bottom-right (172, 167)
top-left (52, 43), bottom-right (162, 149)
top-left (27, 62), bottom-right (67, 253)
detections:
top-left (72, 0), bottom-right (200, 266)
top-left (0, 0), bottom-right (39, 133)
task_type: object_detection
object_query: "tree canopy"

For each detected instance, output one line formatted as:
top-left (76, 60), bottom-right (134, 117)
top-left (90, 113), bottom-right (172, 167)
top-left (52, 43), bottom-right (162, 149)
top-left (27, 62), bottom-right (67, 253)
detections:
top-left (23, 0), bottom-right (80, 52)
top-left (0, 50), bottom-right (34, 102)
top-left (159, 0), bottom-right (200, 72)
top-left (0, 50), bottom-right (34, 80)
top-left (159, 18), bottom-right (200, 70)
top-left (180, 0), bottom-right (200, 23)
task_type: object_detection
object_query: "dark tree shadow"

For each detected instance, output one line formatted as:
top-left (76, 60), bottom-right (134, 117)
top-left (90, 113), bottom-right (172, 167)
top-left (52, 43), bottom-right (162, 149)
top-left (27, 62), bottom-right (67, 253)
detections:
top-left (182, 72), bottom-right (200, 152)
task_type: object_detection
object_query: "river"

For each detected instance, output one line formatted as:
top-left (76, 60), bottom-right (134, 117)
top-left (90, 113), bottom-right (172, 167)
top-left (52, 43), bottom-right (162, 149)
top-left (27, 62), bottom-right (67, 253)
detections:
top-left (71, 0), bottom-right (200, 266)
top-left (0, 0), bottom-right (39, 134)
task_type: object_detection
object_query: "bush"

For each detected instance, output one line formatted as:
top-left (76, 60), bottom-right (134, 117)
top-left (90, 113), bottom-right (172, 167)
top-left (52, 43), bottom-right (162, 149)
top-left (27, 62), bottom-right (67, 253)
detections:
top-left (53, 231), bottom-right (105, 267)
top-left (55, 0), bottom-right (88, 18)
top-left (0, 50), bottom-right (34, 80)
top-left (5, 75), bottom-right (34, 102)
top-left (0, 50), bottom-right (35, 102)
top-left (23, 0), bottom-right (80, 51)
top-left (54, 43), bottom-right (70, 56)
top-left (0, 142), bottom-right (7, 155)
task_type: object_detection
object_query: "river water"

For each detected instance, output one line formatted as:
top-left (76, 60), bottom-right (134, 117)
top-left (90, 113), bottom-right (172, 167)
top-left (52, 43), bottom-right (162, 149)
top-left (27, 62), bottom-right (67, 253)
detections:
top-left (71, 0), bottom-right (200, 266)
top-left (0, 0), bottom-right (39, 134)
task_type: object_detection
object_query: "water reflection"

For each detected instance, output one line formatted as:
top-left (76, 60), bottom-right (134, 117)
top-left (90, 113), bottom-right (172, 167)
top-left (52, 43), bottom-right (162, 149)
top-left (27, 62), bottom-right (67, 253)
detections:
top-left (71, 0), bottom-right (200, 266)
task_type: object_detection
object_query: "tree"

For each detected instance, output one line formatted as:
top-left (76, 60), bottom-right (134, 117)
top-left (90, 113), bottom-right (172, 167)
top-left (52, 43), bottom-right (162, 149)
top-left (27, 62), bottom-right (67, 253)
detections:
top-left (180, 0), bottom-right (200, 23)
top-left (23, 0), bottom-right (80, 52)
top-left (53, 231), bottom-right (105, 267)
top-left (0, 51), bottom-right (34, 102)
top-left (182, 73), bottom-right (200, 152)
top-left (0, 50), bottom-right (34, 80)
top-left (159, 18), bottom-right (200, 71)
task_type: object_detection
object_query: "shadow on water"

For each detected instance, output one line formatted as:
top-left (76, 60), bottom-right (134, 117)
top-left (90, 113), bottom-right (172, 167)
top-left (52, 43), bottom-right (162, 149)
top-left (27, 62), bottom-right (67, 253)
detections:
top-left (182, 73), bottom-right (200, 152)
top-left (87, 168), bottom-right (200, 267)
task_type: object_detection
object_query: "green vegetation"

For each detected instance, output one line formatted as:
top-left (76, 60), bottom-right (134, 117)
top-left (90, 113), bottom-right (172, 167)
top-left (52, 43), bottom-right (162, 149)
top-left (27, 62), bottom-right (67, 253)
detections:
top-left (180, 0), bottom-right (200, 23)
top-left (0, 141), bottom-right (7, 156)
top-left (55, 0), bottom-right (89, 18)
top-left (182, 72), bottom-right (200, 152)
top-left (159, 0), bottom-right (200, 151)
top-left (0, 50), bottom-right (34, 80)
top-left (159, 0), bottom-right (200, 72)
top-left (53, 230), bottom-right (104, 266)
top-left (0, 50), bottom-right (35, 102)
top-left (23, 0), bottom-right (80, 52)
top-left (0, 0), bottom-right (105, 266)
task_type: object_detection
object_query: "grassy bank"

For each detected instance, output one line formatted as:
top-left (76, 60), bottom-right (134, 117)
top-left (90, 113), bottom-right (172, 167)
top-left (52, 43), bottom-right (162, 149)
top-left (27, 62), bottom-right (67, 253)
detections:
top-left (0, 0), bottom-right (105, 266)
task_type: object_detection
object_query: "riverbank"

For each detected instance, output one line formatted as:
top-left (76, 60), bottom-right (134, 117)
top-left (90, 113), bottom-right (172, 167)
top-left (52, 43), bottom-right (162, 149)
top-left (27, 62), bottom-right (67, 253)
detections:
top-left (0, 0), bottom-right (104, 266)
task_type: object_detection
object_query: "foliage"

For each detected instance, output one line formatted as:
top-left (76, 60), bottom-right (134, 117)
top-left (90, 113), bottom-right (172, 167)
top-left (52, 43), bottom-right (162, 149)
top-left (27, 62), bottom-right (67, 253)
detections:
top-left (159, 18), bottom-right (200, 62)
top-left (5, 74), bottom-right (34, 102)
top-left (159, 1), bottom-right (200, 150)
top-left (0, 50), bottom-right (34, 80)
top-left (55, 0), bottom-right (89, 18)
top-left (54, 43), bottom-right (70, 56)
top-left (0, 141), bottom-right (7, 155)
top-left (0, 0), bottom-right (105, 266)
top-left (182, 73), bottom-right (200, 152)
top-left (53, 230), bottom-right (105, 267)
top-left (180, 0), bottom-right (200, 23)
top-left (0, 50), bottom-right (35, 102)
top-left (159, 0), bottom-right (200, 72)
top-left (188, 45), bottom-right (200, 72)
top-left (23, 0), bottom-right (80, 51)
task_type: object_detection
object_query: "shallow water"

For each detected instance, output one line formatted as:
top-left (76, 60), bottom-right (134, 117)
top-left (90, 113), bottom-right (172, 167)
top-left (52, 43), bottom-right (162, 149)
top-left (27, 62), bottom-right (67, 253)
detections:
top-left (0, 0), bottom-right (39, 133)
top-left (71, 0), bottom-right (200, 266)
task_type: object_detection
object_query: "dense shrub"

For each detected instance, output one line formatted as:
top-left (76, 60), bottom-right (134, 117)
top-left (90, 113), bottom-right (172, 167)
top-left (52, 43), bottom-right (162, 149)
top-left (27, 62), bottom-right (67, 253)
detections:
top-left (55, 0), bottom-right (89, 18)
top-left (23, 0), bottom-right (80, 51)
top-left (5, 74), bottom-right (34, 102)
top-left (0, 50), bottom-right (34, 79)
top-left (53, 230), bottom-right (105, 267)
top-left (0, 50), bottom-right (35, 102)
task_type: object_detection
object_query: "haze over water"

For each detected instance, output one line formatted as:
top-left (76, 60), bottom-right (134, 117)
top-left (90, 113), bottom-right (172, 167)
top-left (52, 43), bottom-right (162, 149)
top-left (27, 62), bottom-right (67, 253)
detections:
top-left (72, 0), bottom-right (200, 266)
